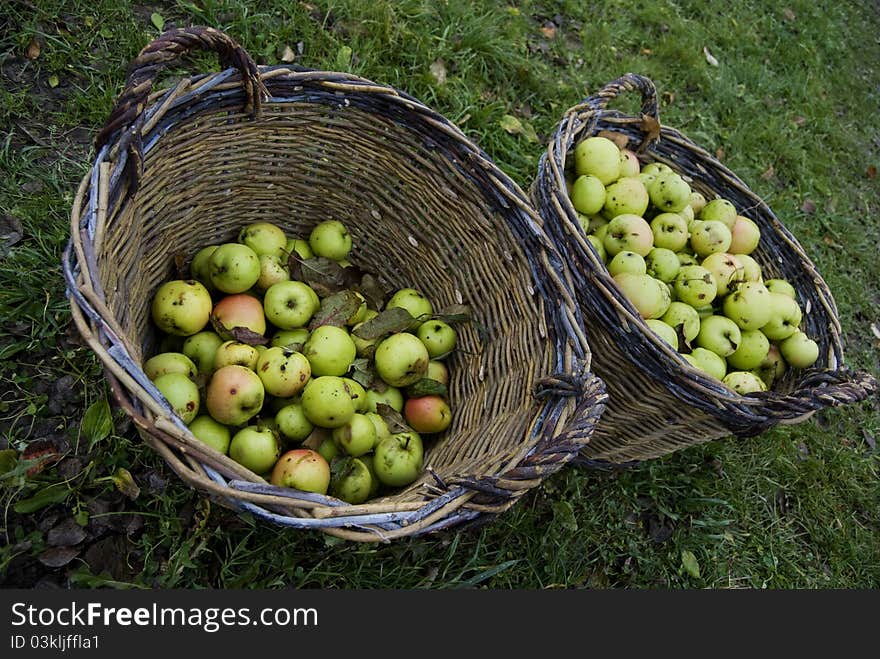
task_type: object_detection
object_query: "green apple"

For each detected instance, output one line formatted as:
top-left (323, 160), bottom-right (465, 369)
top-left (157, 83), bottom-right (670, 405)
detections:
top-left (385, 288), bottom-right (433, 323)
top-left (586, 234), bottom-right (607, 262)
top-left (644, 247), bottom-right (680, 283)
top-left (153, 372), bottom-right (200, 424)
top-left (765, 279), bottom-right (796, 299)
top-left (701, 252), bottom-right (745, 298)
top-left (603, 176), bottom-right (650, 218)
top-left (779, 331), bottom-right (819, 368)
top-left (613, 272), bottom-right (669, 319)
top-left (286, 237), bottom-right (313, 259)
top-left (372, 431), bottom-right (424, 488)
top-left (697, 315), bottom-right (742, 357)
top-left (229, 425), bottom-right (281, 473)
top-left (316, 436), bottom-right (340, 463)
top-left (263, 280), bottom-right (320, 329)
top-left (699, 198), bottom-right (737, 229)
top-left (187, 415), bottom-right (231, 454)
top-left (416, 320), bottom-right (457, 359)
top-left (239, 221), bottom-right (288, 259)
top-left (661, 301), bottom-right (701, 343)
top-left (687, 346), bottom-right (728, 381)
top-left (650, 212), bottom-right (689, 252)
top-left (308, 220), bottom-right (352, 261)
top-left (648, 171), bottom-right (691, 213)
top-left (729, 215), bottom-right (761, 255)
top-left (645, 318), bottom-right (679, 350)
top-left (209, 243), bottom-right (262, 294)
top-left (640, 162), bottom-right (672, 178)
top-left (722, 281), bottom-right (773, 331)
top-left (144, 351), bottom-right (198, 381)
top-left (365, 386), bottom-right (404, 413)
top-left (673, 265), bottom-right (717, 307)
top-left (275, 401), bottom-right (314, 444)
top-left (182, 331), bottom-right (224, 375)
top-left (300, 376), bottom-right (357, 428)
top-left (722, 370), bottom-right (767, 394)
top-left (211, 293), bottom-right (267, 340)
top-left (690, 220), bottom-right (733, 258)
top-left (270, 328), bottom-right (310, 350)
top-left (303, 325), bottom-right (357, 376)
top-left (205, 364), bottom-right (265, 426)
top-left (270, 448), bottom-right (330, 494)
top-left (332, 413), bottom-right (378, 457)
top-left (726, 328), bottom-right (771, 371)
top-left (151, 279), bottom-right (213, 336)
top-left (256, 346), bottom-right (312, 398)
top-left (608, 250), bottom-right (647, 276)
top-left (573, 136), bottom-right (621, 184)
top-left (330, 456), bottom-right (374, 504)
top-left (374, 332), bottom-right (430, 387)
top-left (214, 340), bottom-right (261, 371)
top-left (603, 213), bottom-right (654, 257)
top-left (404, 395), bottom-right (452, 434)
top-left (570, 174), bottom-right (607, 215)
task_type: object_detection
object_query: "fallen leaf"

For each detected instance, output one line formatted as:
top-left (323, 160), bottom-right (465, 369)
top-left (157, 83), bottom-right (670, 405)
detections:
top-left (640, 48), bottom-right (653, 55)
top-left (640, 115), bottom-right (662, 143)
top-left (863, 430), bottom-right (876, 451)
top-left (352, 307), bottom-right (419, 341)
top-left (867, 166), bottom-right (877, 179)
top-left (662, 90), bottom-right (675, 105)
top-left (375, 404), bottom-right (411, 434)
top-left (792, 116), bottom-right (806, 127)
top-left (598, 130), bottom-right (629, 150)
top-left (870, 322), bottom-right (880, 340)
top-left (783, 7), bottom-right (796, 21)
top-left (150, 12), bottom-right (165, 31)
top-left (800, 199), bottom-right (817, 214)
top-left (681, 550), bottom-right (701, 578)
top-left (0, 214), bottom-right (23, 259)
top-left (429, 58), bottom-right (447, 85)
top-left (22, 440), bottom-right (61, 477)
top-left (715, 146), bottom-right (725, 160)
top-left (703, 45), bottom-right (719, 67)
top-left (280, 45), bottom-right (296, 62)
top-left (308, 289), bottom-right (363, 330)
top-left (111, 467), bottom-right (140, 500)
top-left (405, 378), bottom-right (448, 398)
top-left (761, 164), bottom-right (776, 180)
top-left (499, 114), bottom-right (524, 135)
top-left (48, 74), bottom-right (59, 88)
top-left (38, 546), bottom-right (80, 568)
top-left (47, 518), bottom-right (88, 547)
top-left (25, 38), bottom-right (41, 60)
top-left (81, 398), bottom-right (113, 448)
top-left (540, 23), bottom-right (557, 39)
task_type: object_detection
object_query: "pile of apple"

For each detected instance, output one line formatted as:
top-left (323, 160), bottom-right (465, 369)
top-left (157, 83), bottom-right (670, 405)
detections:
top-left (567, 134), bottom-right (820, 394)
top-left (143, 219), bottom-right (464, 504)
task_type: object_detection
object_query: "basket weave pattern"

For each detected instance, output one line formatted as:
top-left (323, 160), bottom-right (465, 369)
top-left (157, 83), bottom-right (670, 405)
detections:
top-left (532, 73), bottom-right (876, 464)
top-left (64, 27), bottom-right (607, 541)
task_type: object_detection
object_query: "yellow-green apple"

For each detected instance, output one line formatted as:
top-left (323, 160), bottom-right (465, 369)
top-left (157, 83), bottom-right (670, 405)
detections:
top-left (153, 372), bottom-right (200, 424)
top-left (727, 328), bottom-right (771, 371)
top-left (754, 343), bottom-right (787, 388)
top-left (209, 243), bottom-right (261, 294)
top-left (722, 370), bottom-right (767, 394)
top-left (144, 352), bottom-right (198, 381)
top-left (350, 320), bottom-right (378, 358)
top-left (619, 148), bottom-right (641, 178)
top-left (603, 176), bottom-right (650, 218)
top-left (697, 315), bottom-right (742, 357)
top-left (303, 325), bottom-right (357, 376)
top-left (685, 346), bottom-right (728, 381)
top-left (365, 386), bottom-right (404, 413)
top-left (342, 378), bottom-right (368, 412)
top-left (316, 436), bottom-right (340, 463)
top-left (256, 254), bottom-right (290, 291)
top-left (586, 235), bottom-right (607, 262)
top-left (270, 328), bottom-right (310, 349)
top-left (779, 331), bottom-right (819, 368)
top-left (211, 293), bottom-right (267, 339)
top-left (690, 220), bottom-right (733, 257)
top-left (151, 279), bottom-right (213, 336)
top-left (723, 281), bottom-right (773, 330)
top-left (238, 221), bottom-right (288, 259)
top-left (365, 412), bottom-right (391, 443)
top-left (374, 332), bottom-right (430, 386)
top-left (346, 291), bottom-right (369, 326)
top-left (270, 448), bottom-right (330, 494)
top-left (386, 288), bottom-right (433, 323)
top-left (648, 171), bottom-right (692, 213)
top-left (308, 220), bottom-right (352, 261)
top-left (263, 280), bottom-right (320, 329)
top-left (331, 457), bottom-right (374, 504)
top-left (206, 364), bottom-right (265, 426)
top-left (188, 415), bottom-right (231, 454)
top-left (603, 213), bottom-right (654, 257)
top-left (214, 340), bottom-right (261, 371)
top-left (570, 174), bottom-right (606, 215)
top-left (404, 395), bottom-right (452, 434)
top-left (645, 318), bottom-right (679, 350)
top-left (650, 212), bottom-right (689, 251)
top-left (676, 252), bottom-right (699, 267)
top-left (416, 320), bottom-right (457, 359)
top-left (300, 376), bottom-right (357, 428)
top-left (229, 425), bottom-right (281, 473)
top-left (608, 250), bottom-right (647, 277)
top-left (373, 431), bottom-right (424, 488)
top-left (574, 136), bottom-right (621, 184)
top-left (426, 360), bottom-right (449, 385)
top-left (645, 247), bottom-right (680, 283)
top-left (182, 330), bottom-right (224, 375)
top-left (729, 215), bottom-right (761, 255)
top-left (688, 191), bottom-right (708, 215)
top-left (613, 272), bottom-right (669, 319)
top-left (275, 401), bottom-right (314, 444)
top-left (332, 413), bottom-right (378, 457)
top-left (256, 347), bottom-right (311, 398)
top-left (701, 252), bottom-right (745, 297)
top-left (699, 198), bottom-right (737, 229)
top-left (661, 301), bottom-right (701, 343)
top-left (764, 279), bottom-right (796, 299)
top-left (673, 265), bottom-right (717, 307)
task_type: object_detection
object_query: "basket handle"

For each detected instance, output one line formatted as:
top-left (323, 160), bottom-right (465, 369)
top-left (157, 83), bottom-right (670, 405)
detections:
top-left (95, 26), bottom-right (267, 187)
top-left (580, 73), bottom-right (661, 150)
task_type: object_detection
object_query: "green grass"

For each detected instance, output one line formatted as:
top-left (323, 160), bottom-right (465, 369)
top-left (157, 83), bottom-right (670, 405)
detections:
top-left (1, 0), bottom-right (878, 589)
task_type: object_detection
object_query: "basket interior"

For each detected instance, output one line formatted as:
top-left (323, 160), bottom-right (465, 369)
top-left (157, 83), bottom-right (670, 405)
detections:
top-left (94, 87), bottom-right (554, 497)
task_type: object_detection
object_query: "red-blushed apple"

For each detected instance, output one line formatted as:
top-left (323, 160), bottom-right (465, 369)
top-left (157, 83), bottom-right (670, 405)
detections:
top-left (188, 414), bottom-right (232, 454)
top-left (209, 243), bottom-right (262, 294)
top-left (238, 221), bottom-right (288, 259)
top-left (214, 340), bottom-right (261, 371)
top-left (303, 325), bottom-right (356, 376)
top-left (374, 332), bottom-right (430, 387)
top-left (270, 448), bottom-right (331, 494)
top-left (404, 395), bottom-right (452, 434)
top-left (372, 431), bottom-right (424, 488)
top-left (151, 279), bottom-right (213, 336)
top-left (211, 293), bottom-right (267, 340)
top-left (206, 364), bottom-right (265, 426)
top-left (144, 352), bottom-right (198, 381)
top-left (153, 372), bottom-right (200, 425)
top-left (300, 376), bottom-right (357, 428)
top-left (729, 215), bottom-right (761, 255)
top-left (619, 148), bottom-right (641, 178)
top-left (309, 220), bottom-right (352, 261)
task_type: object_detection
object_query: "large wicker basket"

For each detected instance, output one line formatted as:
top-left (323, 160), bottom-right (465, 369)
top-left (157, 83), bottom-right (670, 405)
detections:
top-left (63, 27), bottom-right (606, 542)
top-left (531, 73), bottom-right (875, 465)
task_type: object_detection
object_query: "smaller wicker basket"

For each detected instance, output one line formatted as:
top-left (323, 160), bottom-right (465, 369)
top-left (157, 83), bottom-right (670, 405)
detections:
top-left (63, 27), bottom-right (607, 542)
top-left (531, 73), bottom-right (876, 464)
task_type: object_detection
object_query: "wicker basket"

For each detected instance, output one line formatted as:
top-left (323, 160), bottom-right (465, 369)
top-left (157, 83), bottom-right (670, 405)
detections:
top-left (62, 27), bottom-right (606, 542)
top-left (531, 73), bottom-right (876, 465)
